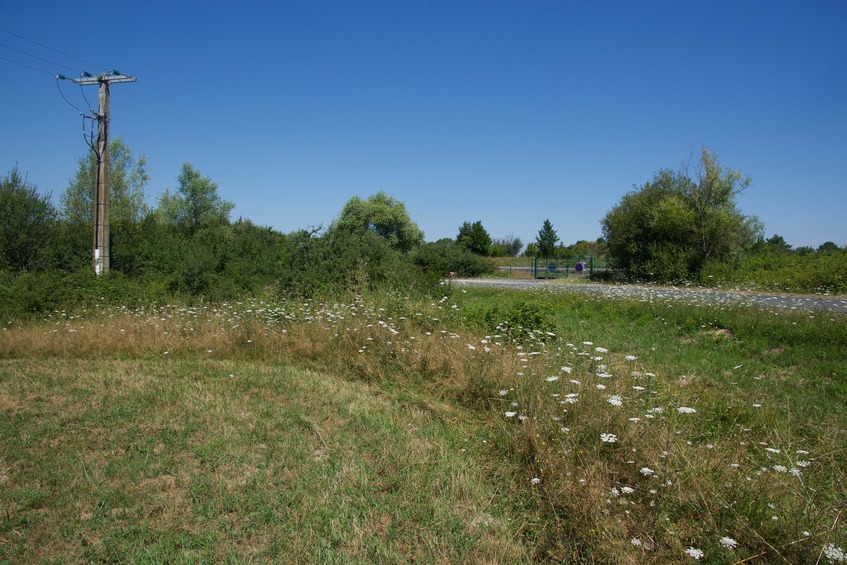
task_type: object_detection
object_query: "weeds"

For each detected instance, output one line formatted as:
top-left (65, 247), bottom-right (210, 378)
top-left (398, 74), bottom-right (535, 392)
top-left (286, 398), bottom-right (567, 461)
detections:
top-left (1, 287), bottom-right (845, 562)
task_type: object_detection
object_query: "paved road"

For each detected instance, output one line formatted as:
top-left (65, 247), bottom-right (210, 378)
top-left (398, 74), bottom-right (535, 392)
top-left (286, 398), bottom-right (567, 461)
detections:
top-left (450, 278), bottom-right (847, 314)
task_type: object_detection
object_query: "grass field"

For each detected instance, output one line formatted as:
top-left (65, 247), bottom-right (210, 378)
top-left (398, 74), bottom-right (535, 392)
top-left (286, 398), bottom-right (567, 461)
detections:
top-left (1, 287), bottom-right (845, 563)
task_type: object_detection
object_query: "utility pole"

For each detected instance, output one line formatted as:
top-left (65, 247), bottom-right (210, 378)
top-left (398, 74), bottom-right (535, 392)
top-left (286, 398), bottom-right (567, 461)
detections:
top-left (71, 71), bottom-right (136, 275)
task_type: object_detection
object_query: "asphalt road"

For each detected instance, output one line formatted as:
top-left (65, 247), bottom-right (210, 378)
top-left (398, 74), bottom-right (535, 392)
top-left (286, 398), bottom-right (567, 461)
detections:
top-left (450, 278), bottom-right (847, 314)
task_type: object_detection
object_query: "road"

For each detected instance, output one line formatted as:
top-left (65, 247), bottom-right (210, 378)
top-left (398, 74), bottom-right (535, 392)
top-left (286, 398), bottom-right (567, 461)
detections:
top-left (450, 278), bottom-right (847, 314)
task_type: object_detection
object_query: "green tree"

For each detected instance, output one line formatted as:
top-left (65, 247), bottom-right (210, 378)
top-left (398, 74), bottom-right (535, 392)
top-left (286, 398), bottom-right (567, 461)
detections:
top-left (456, 220), bottom-right (492, 255)
top-left (522, 242), bottom-right (538, 257)
top-left (602, 148), bottom-right (761, 281)
top-left (156, 163), bottom-right (234, 235)
top-left (490, 235), bottom-right (523, 257)
top-left (535, 219), bottom-right (559, 258)
top-left (61, 136), bottom-right (148, 225)
top-left (0, 167), bottom-right (57, 271)
top-left (330, 191), bottom-right (423, 253)
top-left (817, 241), bottom-right (840, 254)
top-left (683, 148), bottom-right (758, 264)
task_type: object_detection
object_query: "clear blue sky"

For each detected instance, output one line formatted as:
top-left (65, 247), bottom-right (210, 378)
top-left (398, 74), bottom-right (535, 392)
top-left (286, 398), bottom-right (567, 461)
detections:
top-left (2, 1), bottom-right (845, 248)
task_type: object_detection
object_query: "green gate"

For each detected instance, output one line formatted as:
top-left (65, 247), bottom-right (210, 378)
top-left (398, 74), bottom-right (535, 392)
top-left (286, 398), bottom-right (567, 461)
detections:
top-left (533, 256), bottom-right (595, 279)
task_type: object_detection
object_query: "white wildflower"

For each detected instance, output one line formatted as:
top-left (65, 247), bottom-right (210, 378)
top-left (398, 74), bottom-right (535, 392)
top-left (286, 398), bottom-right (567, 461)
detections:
top-left (530, 477), bottom-right (541, 485)
top-left (625, 355), bottom-right (638, 361)
top-left (600, 433), bottom-right (617, 443)
top-left (630, 537), bottom-right (642, 546)
top-left (607, 395), bottom-right (623, 406)
top-left (498, 389), bottom-right (509, 396)
top-left (640, 467), bottom-right (654, 476)
top-left (719, 536), bottom-right (738, 549)
top-left (685, 547), bottom-right (704, 560)
top-left (546, 375), bottom-right (560, 382)
top-left (620, 486), bottom-right (635, 494)
top-left (504, 411), bottom-right (517, 418)
top-left (677, 406), bottom-right (696, 414)
top-left (595, 347), bottom-right (608, 353)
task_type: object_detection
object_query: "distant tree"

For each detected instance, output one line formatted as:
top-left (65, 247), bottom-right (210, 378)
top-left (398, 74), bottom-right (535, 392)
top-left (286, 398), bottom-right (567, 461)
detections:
top-left (764, 235), bottom-right (793, 254)
top-left (330, 191), bottom-right (423, 253)
top-left (817, 241), bottom-right (840, 254)
top-left (602, 148), bottom-right (761, 281)
top-left (490, 235), bottom-right (523, 257)
top-left (156, 163), bottom-right (234, 235)
top-left (456, 220), bottom-right (492, 255)
top-left (0, 166), bottom-right (57, 271)
top-left (61, 136), bottom-right (148, 225)
top-left (535, 219), bottom-right (559, 258)
top-left (522, 242), bottom-right (538, 257)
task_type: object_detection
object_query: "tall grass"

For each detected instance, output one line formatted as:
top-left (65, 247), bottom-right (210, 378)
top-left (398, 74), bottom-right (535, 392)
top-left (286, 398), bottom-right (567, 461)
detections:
top-left (2, 287), bottom-right (845, 562)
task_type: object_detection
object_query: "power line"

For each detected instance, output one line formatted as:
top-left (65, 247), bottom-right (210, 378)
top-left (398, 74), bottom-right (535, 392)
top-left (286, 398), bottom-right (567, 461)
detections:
top-left (0, 27), bottom-right (109, 72)
top-left (0, 53), bottom-right (55, 76)
top-left (0, 41), bottom-right (81, 74)
top-left (55, 76), bottom-right (82, 113)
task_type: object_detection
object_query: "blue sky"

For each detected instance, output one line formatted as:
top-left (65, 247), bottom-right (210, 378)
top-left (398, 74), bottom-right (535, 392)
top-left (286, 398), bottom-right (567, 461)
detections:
top-left (2, 1), bottom-right (845, 248)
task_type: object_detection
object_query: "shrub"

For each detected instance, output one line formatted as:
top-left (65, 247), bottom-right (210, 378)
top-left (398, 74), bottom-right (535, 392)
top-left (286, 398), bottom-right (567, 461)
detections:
top-left (410, 238), bottom-right (494, 277)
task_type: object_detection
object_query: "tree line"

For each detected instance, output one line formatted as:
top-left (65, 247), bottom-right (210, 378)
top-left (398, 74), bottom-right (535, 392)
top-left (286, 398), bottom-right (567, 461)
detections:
top-left (2, 142), bottom-right (845, 316)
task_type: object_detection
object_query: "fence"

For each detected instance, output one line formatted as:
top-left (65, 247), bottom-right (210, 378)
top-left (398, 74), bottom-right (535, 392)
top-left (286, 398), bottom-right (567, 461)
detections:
top-left (532, 256), bottom-right (595, 279)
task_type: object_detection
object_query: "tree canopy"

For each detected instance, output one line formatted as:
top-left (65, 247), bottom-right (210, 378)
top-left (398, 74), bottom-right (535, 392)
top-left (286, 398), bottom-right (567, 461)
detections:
top-left (330, 191), bottom-right (423, 253)
top-left (535, 219), bottom-right (559, 258)
top-left (61, 136), bottom-right (148, 225)
top-left (601, 148), bottom-right (761, 281)
top-left (156, 163), bottom-right (234, 235)
top-left (0, 167), bottom-right (57, 271)
top-left (456, 220), bottom-right (492, 255)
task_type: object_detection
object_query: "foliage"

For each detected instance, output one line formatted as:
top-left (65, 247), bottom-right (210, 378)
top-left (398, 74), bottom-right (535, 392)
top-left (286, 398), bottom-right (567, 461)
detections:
top-left (0, 167), bottom-right (57, 272)
top-left (156, 163), bottom-right (234, 235)
top-left (555, 238), bottom-right (607, 261)
top-left (535, 219), bottom-right (559, 258)
top-left (456, 220), bottom-right (492, 255)
top-left (60, 136), bottom-right (148, 225)
top-left (490, 235), bottom-right (523, 257)
top-left (602, 148), bottom-right (761, 282)
top-left (330, 191), bottom-right (424, 253)
top-left (278, 227), bottom-right (434, 298)
top-left (410, 238), bottom-right (494, 278)
top-left (700, 243), bottom-right (847, 294)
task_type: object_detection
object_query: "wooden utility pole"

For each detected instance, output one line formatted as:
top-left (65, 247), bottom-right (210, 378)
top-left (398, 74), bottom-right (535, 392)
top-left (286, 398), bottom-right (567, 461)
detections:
top-left (72, 71), bottom-right (136, 274)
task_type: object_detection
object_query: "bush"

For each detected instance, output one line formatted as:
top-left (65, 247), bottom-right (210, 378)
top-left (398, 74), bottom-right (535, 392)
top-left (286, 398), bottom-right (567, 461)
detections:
top-left (410, 239), bottom-right (494, 277)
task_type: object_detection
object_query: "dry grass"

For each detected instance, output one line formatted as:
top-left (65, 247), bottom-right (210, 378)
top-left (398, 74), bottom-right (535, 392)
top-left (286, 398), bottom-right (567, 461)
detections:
top-left (2, 291), bottom-right (846, 563)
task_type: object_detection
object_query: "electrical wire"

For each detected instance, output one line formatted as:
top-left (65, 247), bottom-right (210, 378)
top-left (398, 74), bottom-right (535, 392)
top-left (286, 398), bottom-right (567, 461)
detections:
top-left (0, 41), bottom-right (80, 74)
top-left (55, 76), bottom-right (82, 114)
top-left (0, 27), bottom-right (109, 73)
top-left (79, 83), bottom-right (94, 112)
top-left (0, 53), bottom-right (55, 75)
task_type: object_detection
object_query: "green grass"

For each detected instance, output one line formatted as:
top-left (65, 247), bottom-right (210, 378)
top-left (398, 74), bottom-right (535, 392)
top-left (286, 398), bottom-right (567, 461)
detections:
top-left (0, 357), bottom-right (531, 563)
top-left (1, 287), bottom-right (845, 562)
